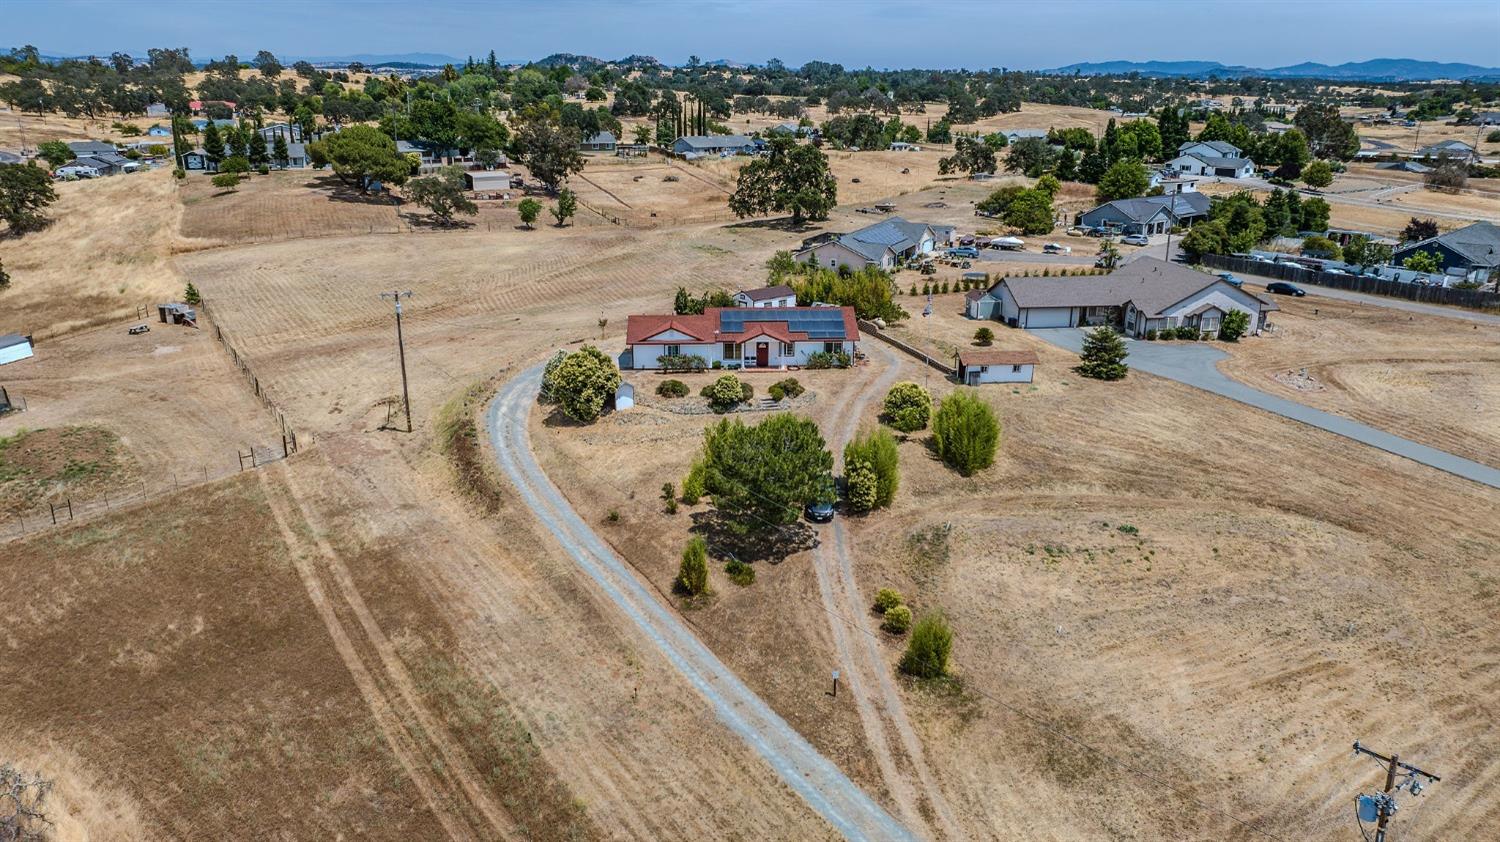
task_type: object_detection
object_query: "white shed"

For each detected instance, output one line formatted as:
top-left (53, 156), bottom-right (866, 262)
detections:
top-left (614, 381), bottom-right (635, 410)
top-left (0, 333), bottom-right (35, 366)
top-left (957, 349), bottom-right (1038, 385)
top-left (465, 170), bottom-right (514, 191)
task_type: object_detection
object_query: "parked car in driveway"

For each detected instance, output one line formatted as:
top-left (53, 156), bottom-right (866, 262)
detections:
top-left (804, 500), bottom-right (835, 523)
top-left (1216, 272), bottom-right (1243, 288)
top-left (946, 246), bottom-right (979, 258)
top-left (1042, 243), bottom-right (1071, 254)
top-left (1121, 233), bottom-right (1150, 246)
top-left (1265, 281), bottom-right (1306, 296)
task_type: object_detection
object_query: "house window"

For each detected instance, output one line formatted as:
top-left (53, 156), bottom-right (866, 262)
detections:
top-left (723, 342), bottom-right (739, 359)
top-left (979, 366), bottom-right (988, 373)
top-left (780, 342), bottom-right (794, 357)
top-left (665, 344), bottom-right (681, 357)
top-left (1012, 364), bottom-right (1022, 373)
top-left (823, 341), bottom-right (841, 354)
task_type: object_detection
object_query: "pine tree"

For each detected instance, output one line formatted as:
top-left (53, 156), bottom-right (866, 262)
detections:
top-left (1102, 117), bottom-right (1119, 165)
top-left (1075, 326), bottom-right (1129, 380)
top-left (1078, 147), bottom-right (1106, 184)
top-left (203, 122), bottom-right (225, 162)
top-left (1055, 149), bottom-right (1078, 182)
top-left (272, 132), bottom-right (290, 168)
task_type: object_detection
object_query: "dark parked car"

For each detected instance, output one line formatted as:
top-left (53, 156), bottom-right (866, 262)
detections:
top-left (804, 500), bottom-right (835, 523)
top-left (1265, 281), bottom-right (1306, 296)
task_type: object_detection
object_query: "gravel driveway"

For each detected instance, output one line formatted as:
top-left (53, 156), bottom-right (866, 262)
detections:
top-left (1032, 329), bottom-right (1500, 489)
top-left (487, 365), bottom-right (916, 842)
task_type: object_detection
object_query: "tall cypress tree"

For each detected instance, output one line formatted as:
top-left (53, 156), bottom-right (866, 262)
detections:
top-left (203, 121), bottom-right (225, 162)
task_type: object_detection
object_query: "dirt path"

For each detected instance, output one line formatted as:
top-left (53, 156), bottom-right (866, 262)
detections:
top-left (259, 464), bottom-right (520, 841)
top-left (488, 365), bottom-right (916, 842)
top-left (817, 344), bottom-right (965, 840)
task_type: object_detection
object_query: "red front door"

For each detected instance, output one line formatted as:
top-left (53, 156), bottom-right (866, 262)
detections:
top-left (756, 342), bottom-right (769, 367)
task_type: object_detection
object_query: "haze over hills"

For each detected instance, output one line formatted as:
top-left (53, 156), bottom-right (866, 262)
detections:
top-left (1046, 57), bottom-right (1500, 81)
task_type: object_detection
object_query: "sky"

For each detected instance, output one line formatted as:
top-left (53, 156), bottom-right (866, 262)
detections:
top-left (7, 0), bottom-right (1500, 70)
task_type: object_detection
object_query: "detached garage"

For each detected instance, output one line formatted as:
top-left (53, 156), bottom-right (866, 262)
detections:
top-left (0, 333), bottom-right (34, 366)
top-left (958, 349), bottom-right (1037, 384)
top-left (465, 170), bottom-right (515, 191)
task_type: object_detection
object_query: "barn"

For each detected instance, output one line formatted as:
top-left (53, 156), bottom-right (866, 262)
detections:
top-left (0, 333), bottom-right (35, 366)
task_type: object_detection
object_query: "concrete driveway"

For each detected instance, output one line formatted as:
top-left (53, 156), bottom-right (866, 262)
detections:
top-left (1032, 328), bottom-right (1500, 489)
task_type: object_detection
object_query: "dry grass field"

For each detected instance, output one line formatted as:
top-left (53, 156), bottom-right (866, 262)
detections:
top-left (9, 108), bottom-right (1500, 840)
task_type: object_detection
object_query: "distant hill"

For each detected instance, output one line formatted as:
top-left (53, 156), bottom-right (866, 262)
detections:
top-left (289, 52), bottom-right (463, 68)
top-left (1047, 57), bottom-right (1500, 82)
top-left (533, 53), bottom-right (606, 69)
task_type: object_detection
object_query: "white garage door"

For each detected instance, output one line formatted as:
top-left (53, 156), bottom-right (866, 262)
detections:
top-left (1024, 307), bottom-right (1074, 328)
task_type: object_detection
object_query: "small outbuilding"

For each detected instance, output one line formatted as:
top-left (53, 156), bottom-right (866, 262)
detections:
top-left (157, 302), bottom-right (197, 326)
top-left (613, 381), bottom-right (635, 410)
top-left (464, 170), bottom-right (514, 191)
top-left (957, 349), bottom-right (1037, 385)
top-left (0, 333), bottom-right (35, 366)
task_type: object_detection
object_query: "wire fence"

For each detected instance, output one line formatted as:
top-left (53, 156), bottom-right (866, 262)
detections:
top-left (0, 444), bottom-right (292, 541)
top-left (198, 298), bottom-right (303, 454)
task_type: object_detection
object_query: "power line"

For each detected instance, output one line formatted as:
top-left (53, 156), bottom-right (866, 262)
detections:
top-left (1352, 741), bottom-right (1440, 842)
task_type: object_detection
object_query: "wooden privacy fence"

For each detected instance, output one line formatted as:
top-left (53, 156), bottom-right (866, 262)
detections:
top-left (1201, 253), bottom-right (1500, 311)
top-left (858, 319), bottom-right (957, 377)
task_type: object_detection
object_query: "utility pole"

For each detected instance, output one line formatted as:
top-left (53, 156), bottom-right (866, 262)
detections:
top-left (1352, 741), bottom-right (1440, 842)
top-left (379, 291), bottom-right (414, 432)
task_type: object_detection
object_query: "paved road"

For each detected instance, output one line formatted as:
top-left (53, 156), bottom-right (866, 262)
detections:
top-left (977, 249), bottom-right (1093, 266)
top-left (487, 366), bottom-right (917, 842)
top-left (0, 150), bottom-right (20, 164)
top-left (1240, 277), bottom-right (1500, 327)
top-left (1033, 329), bottom-right (1500, 489)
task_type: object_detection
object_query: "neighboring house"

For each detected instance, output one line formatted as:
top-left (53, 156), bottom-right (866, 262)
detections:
top-left (1376, 161), bottom-right (1433, 174)
top-left (146, 124), bottom-right (173, 137)
top-left (1166, 151), bottom-right (1255, 178)
top-left (0, 333), bottom-right (35, 366)
top-left (1392, 221), bottom-right (1500, 284)
top-left (59, 153), bottom-right (136, 177)
top-left (973, 257), bottom-right (1277, 337)
top-left (733, 284), bottom-right (797, 308)
top-left (67, 140), bottom-right (118, 158)
top-left (1001, 129), bottom-right (1049, 144)
top-left (1078, 192), bottom-right (1211, 236)
top-left (263, 139), bottom-right (309, 168)
top-left (189, 118), bottom-right (237, 131)
top-left (623, 306), bottom-right (859, 369)
top-left (1474, 112), bottom-right (1500, 126)
top-left (672, 135), bottom-right (757, 156)
top-left (793, 216), bottom-right (943, 271)
top-left (258, 122), bottom-right (305, 143)
top-left (768, 122), bottom-right (818, 139)
top-left (1263, 121), bottom-right (1294, 134)
top-left (1416, 139), bottom-right (1478, 163)
top-left (188, 99), bottom-right (236, 114)
top-left (465, 170), bottom-right (515, 191)
top-left (957, 349), bottom-right (1037, 385)
top-left (145, 102), bottom-right (170, 117)
top-left (889, 141), bottom-right (921, 151)
top-left (1178, 140), bottom-right (1244, 160)
top-left (1149, 172), bottom-right (1200, 195)
top-left (580, 131), bottom-right (617, 152)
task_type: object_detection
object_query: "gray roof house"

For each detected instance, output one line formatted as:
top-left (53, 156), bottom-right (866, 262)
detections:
top-left (1473, 112), bottom-right (1500, 126)
top-left (969, 257), bottom-right (1277, 338)
top-left (581, 131), bottom-right (617, 151)
top-left (1167, 150), bottom-right (1255, 179)
top-left (672, 134), bottom-right (756, 157)
top-left (1393, 221), bottom-right (1500, 283)
top-left (794, 217), bottom-right (943, 271)
top-left (1416, 139), bottom-right (1478, 162)
top-left (1178, 140), bottom-right (1243, 159)
top-left (1002, 129), bottom-right (1050, 143)
top-left (1079, 192), bottom-right (1211, 235)
top-left (733, 284), bottom-right (797, 308)
top-left (67, 140), bottom-right (118, 157)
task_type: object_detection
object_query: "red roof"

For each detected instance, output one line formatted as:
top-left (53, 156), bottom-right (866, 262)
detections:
top-left (626, 306), bottom-right (860, 345)
top-left (189, 100), bottom-right (237, 111)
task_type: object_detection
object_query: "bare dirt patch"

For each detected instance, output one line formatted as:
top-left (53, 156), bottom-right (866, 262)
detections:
top-left (0, 425), bottom-right (138, 516)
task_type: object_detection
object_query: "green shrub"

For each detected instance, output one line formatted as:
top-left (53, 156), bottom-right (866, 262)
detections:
top-left (656, 379), bottom-right (689, 398)
top-left (1217, 309), bottom-right (1250, 342)
top-left (543, 345), bottom-right (621, 423)
top-left (740, 380), bottom-right (754, 403)
top-left (657, 354), bottom-right (707, 372)
top-left (607, 509), bottom-right (620, 522)
top-left (932, 391), bottom-right (1000, 477)
top-left (806, 350), bottom-right (850, 369)
top-left (844, 428), bottom-right (899, 508)
top-left (882, 604), bottom-right (913, 634)
top-left (172, 167), bottom-right (186, 180)
top-left (210, 172), bottom-right (240, 190)
top-left (256, 164), bottom-right (270, 175)
top-left (845, 459), bottom-right (878, 512)
top-left (874, 588), bottom-right (905, 613)
top-left (770, 377), bottom-right (804, 400)
top-left (1145, 329), bottom-right (1158, 341)
top-left (899, 612), bottom-right (953, 678)
top-left (725, 558), bottom-right (755, 586)
top-left (703, 374), bottom-right (747, 412)
top-left (682, 457), bottom-right (707, 504)
top-left (676, 537), bottom-right (710, 596)
top-left (1173, 325), bottom-right (1199, 340)
top-left (973, 327), bottom-right (994, 346)
top-left (882, 382), bottom-right (932, 432)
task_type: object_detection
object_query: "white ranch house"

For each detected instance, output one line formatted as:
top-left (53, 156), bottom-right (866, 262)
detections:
top-left (623, 306), bottom-right (859, 370)
top-left (968, 257), bottom-right (1277, 338)
top-left (1166, 140), bottom-right (1255, 178)
top-left (794, 217), bottom-right (950, 272)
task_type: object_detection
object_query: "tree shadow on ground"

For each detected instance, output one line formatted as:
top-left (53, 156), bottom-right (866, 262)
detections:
top-left (722, 216), bottom-right (822, 233)
top-left (304, 174), bottom-right (402, 206)
top-left (688, 509), bottom-right (819, 564)
top-left (401, 212), bottom-right (474, 230)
